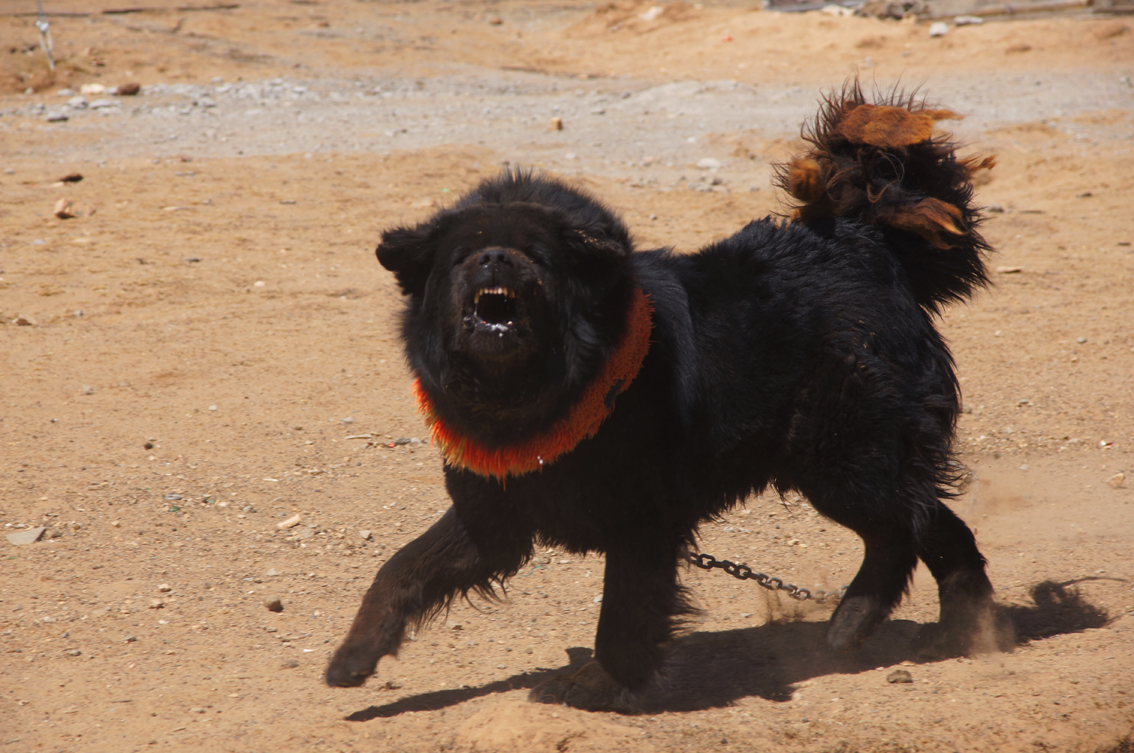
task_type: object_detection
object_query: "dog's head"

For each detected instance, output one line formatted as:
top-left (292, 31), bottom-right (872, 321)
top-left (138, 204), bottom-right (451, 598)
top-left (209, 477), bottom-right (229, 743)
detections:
top-left (376, 171), bottom-right (635, 441)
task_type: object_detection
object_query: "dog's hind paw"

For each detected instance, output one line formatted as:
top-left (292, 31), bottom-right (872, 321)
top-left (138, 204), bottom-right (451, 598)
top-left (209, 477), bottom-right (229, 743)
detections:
top-left (826, 594), bottom-right (888, 652)
top-left (529, 661), bottom-right (643, 714)
top-left (912, 605), bottom-right (1014, 660)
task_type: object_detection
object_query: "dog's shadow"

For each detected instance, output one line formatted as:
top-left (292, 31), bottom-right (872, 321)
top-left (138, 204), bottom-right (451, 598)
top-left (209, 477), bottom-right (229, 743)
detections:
top-left (344, 579), bottom-right (1112, 720)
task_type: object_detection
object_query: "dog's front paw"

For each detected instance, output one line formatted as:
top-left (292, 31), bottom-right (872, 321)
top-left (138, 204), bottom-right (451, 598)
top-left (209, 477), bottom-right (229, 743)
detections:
top-left (325, 639), bottom-right (383, 687)
top-left (530, 661), bottom-right (642, 714)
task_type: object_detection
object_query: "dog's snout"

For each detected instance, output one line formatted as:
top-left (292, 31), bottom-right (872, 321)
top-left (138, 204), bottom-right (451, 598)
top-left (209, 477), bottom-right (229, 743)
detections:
top-left (478, 248), bottom-right (513, 268)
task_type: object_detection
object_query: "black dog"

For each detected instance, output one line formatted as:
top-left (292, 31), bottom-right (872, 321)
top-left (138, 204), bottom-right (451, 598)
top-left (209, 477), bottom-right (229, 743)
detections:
top-left (326, 84), bottom-right (1000, 710)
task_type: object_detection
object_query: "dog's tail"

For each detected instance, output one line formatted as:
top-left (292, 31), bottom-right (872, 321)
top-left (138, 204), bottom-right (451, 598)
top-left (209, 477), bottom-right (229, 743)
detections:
top-left (776, 82), bottom-right (994, 313)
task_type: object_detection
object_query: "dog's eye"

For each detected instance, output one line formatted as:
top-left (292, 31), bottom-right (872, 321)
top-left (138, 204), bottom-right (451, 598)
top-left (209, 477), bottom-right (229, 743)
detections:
top-left (525, 245), bottom-right (550, 267)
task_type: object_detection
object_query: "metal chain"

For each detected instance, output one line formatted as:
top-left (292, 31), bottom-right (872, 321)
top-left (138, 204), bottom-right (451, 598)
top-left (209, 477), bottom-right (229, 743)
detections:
top-left (685, 552), bottom-right (848, 603)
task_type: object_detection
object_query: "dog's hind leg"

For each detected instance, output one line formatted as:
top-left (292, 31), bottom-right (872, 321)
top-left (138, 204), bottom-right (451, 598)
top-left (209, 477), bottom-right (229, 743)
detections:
top-left (325, 506), bottom-right (531, 687)
top-left (910, 502), bottom-right (999, 657)
top-left (820, 519), bottom-right (919, 652)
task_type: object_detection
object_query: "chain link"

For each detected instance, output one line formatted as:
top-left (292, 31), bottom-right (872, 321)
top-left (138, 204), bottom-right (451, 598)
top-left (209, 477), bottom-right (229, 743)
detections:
top-left (686, 552), bottom-right (847, 603)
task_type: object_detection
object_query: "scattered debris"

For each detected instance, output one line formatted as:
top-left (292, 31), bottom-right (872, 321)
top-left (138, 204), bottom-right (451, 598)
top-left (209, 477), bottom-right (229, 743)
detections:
top-left (6, 527), bottom-right (47, 546)
top-left (54, 198), bottom-right (77, 219)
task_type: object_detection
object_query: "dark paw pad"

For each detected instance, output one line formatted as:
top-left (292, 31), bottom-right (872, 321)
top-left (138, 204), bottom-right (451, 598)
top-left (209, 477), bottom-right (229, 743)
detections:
top-left (529, 661), bottom-right (641, 714)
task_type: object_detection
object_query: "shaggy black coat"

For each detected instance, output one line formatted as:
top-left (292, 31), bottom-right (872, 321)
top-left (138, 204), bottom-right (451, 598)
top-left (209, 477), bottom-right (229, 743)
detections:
top-left (326, 85), bottom-right (998, 710)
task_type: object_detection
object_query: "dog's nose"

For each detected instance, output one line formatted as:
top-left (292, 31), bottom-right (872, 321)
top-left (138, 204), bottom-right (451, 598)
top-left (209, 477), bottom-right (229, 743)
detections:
top-left (478, 248), bottom-right (513, 267)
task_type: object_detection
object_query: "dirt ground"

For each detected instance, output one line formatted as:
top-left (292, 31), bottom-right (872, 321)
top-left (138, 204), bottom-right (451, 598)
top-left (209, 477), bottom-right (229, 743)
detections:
top-left (2, 1), bottom-right (1133, 751)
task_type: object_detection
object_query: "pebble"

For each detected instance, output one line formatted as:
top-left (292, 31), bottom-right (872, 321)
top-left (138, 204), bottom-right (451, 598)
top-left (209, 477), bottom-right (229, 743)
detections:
top-left (80, 83), bottom-right (106, 95)
top-left (54, 199), bottom-right (77, 219)
top-left (68, 96), bottom-right (89, 109)
top-left (696, 158), bottom-right (722, 170)
top-left (65, 649), bottom-right (82, 657)
top-left (116, 82), bottom-right (142, 96)
top-left (887, 669), bottom-right (914, 683)
top-left (929, 22), bottom-right (949, 37)
top-left (46, 111), bottom-right (69, 122)
top-left (278, 514), bottom-right (302, 529)
top-left (266, 568), bottom-right (280, 576)
top-left (954, 15), bottom-right (983, 24)
top-left (158, 584), bottom-right (172, 592)
top-left (547, 117), bottom-right (563, 131)
top-left (6, 527), bottom-right (47, 546)
top-left (996, 266), bottom-right (1022, 274)
top-left (294, 527), bottom-right (316, 540)
top-left (264, 596), bottom-right (284, 613)
top-left (359, 530), bottom-right (372, 541)
top-left (90, 98), bottom-right (119, 110)
top-left (1108, 472), bottom-right (1126, 489)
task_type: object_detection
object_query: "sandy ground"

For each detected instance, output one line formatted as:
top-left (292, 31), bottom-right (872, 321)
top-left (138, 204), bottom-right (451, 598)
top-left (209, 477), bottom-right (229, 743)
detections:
top-left (2, 2), bottom-right (1133, 751)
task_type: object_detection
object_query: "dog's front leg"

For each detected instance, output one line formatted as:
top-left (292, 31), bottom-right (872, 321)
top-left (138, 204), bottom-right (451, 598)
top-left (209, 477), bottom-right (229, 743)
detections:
top-left (325, 505), bottom-right (530, 687)
top-left (532, 538), bottom-right (687, 712)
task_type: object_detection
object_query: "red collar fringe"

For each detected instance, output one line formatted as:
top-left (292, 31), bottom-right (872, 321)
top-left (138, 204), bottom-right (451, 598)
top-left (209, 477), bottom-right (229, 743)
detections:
top-left (413, 286), bottom-right (654, 480)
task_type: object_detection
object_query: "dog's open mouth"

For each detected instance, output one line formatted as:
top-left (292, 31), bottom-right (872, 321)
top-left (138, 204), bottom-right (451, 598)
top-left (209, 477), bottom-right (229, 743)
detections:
top-left (473, 286), bottom-right (517, 331)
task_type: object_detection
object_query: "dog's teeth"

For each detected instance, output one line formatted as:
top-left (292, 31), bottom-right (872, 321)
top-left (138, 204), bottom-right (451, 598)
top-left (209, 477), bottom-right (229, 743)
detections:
top-left (474, 286), bottom-right (515, 303)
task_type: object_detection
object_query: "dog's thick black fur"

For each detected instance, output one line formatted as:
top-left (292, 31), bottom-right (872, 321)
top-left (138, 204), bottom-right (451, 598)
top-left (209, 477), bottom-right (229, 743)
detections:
top-left (326, 84), bottom-right (999, 711)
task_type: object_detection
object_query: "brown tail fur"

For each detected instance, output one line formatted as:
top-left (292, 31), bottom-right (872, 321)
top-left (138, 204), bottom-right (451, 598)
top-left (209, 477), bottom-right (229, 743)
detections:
top-left (776, 81), bottom-right (995, 312)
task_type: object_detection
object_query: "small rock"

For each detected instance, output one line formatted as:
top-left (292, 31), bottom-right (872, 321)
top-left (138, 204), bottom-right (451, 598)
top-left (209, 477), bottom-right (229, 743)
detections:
top-left (266, 568), bottom-right (280, 576)
top-left (359, 530), bottom-right (372, 541)
top-left (67, 96), bottom-right (88, 109)
top-left (6, 527), bottom-right (47, 546)
top-left (80, 83), bottom-right (106, 95)
top-left (149, 599), bottom-right (165, 609)
top-left (996, 266), bottom-right (1022, 274)
top-left (157, 584), bottom-right (172, 593)
top-left (548, 117), bottom-right (563, 131)
top-left (954, 15), bottom-right (983, 24)
top-left (294, 527), bottom-right (316, 540)
top-left (12, 316), bottom-right (36, 326)
top-left (117, 82), bottom-right (142, 96)
top-left (82, 384), bottom-right (95, 395)
top-left (65, 649), bottom-right (82, 657)
top-left (1107, 472), bottom-right (1126, 489)
top-left (929, 22), bottom-right (949, 37)
top-left (124, 635), bottom-right (138, 643)
top-left (45, 112), bottom-right (69, 122)
top-left (281, 659), bottom-right (300, 669)
top-left (696, 158), bottom-right (722, 171)
top-left (277, 514), bottom-right (302, 529)
top-left (54, 199), bottom-right (77, 219)
top-left (265, 596), bottom-right (284, 613)
top-left (887, 669), bottom-right (914, 683)
top-left (89, 98), bottom-right (118, 110)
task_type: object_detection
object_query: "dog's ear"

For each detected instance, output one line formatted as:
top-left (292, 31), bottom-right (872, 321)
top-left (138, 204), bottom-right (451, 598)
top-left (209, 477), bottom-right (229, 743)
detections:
top-left (564, 228), bottom-right (631, 278)
top-left (376, 225), bottom-right (434, 295)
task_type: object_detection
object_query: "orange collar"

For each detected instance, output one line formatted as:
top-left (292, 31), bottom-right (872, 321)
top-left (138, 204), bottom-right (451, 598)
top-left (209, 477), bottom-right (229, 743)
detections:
top-left (413, 286), bottom-right (654, 480)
